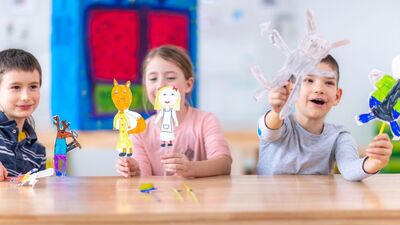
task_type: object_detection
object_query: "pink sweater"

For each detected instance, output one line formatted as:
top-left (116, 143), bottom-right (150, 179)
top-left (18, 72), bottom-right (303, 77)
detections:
top-left (132, 107), bottom-right (231, 176)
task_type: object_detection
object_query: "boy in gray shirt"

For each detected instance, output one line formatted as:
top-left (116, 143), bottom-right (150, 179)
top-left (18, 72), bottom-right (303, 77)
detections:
top-left (257, 55), bottom-right (393, 181)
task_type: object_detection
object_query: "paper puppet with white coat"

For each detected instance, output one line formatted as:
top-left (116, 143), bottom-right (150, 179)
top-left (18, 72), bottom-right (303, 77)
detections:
top-left (252, 10), bottom-right (350, 119)
top-left (355, 56), bottom-right (400, 140)
top-left (154, 85), bottom-right (181, 147)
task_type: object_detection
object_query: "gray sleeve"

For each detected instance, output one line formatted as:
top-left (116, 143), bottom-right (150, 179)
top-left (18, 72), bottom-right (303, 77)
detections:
top-left (257, 111), bottom-right (288, 142)
top-left (335, 132), bottom-right (372, 181)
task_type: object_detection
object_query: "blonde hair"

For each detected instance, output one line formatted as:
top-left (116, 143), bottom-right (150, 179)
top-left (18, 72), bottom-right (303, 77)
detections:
top-left (154, 86), bottom-right (181, 111)
top-left (142, 45), bottom-right (194, 112)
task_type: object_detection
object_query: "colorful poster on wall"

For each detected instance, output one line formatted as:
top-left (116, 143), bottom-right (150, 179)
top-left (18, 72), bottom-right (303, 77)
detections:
top-left (51, 0), bottom-right (197, 130)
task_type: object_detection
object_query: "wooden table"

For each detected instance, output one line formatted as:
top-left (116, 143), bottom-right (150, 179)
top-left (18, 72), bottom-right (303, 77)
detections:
top-left (1, 175), bottom-right (400, 225)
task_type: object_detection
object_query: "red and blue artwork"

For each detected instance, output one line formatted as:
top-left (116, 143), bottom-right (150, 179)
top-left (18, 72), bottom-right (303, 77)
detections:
top-left (51, 0), bottom-right (197, 130)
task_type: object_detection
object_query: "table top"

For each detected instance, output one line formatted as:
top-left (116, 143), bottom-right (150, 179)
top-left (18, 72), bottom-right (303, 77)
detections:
top-left (1, 175), bottom-right (400, 225)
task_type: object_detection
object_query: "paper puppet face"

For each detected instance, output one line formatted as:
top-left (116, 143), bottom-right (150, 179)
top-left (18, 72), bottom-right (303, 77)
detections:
top-left (111, 79), bottom-right (132, 111)
top-left (154, 86), bottom-right (181, 111)
top-left (300, 35), bottom-right (330, 60)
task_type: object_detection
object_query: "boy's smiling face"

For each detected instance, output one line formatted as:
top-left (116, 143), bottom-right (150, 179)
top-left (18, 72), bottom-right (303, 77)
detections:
top-left (0, 70), bottom-right (41, 122)
top-left (295, 62), bottom-right (342, 121)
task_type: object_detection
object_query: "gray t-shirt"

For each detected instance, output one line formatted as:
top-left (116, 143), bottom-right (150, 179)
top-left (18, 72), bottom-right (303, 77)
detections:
top-left (257, 112), bottom-right (372, 181)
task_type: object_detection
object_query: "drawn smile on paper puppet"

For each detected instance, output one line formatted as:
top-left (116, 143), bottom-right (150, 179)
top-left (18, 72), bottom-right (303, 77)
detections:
top-left (159, 88), bottom-right (180, 107)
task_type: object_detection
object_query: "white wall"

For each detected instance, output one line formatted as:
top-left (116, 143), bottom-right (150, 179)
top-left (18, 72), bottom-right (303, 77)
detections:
top-left (1, 0), bottom-right (400, 148)
top-left (0, 0), bottom-right (52, 131)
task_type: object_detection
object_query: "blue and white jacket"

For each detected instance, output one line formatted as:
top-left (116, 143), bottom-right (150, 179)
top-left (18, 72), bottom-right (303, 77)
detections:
top-left (0, 112), bottom-right (46, 176)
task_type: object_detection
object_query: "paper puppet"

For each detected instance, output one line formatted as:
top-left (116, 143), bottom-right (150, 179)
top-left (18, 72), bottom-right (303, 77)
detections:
top-left (112, 79), bottom-right (146, 157)
top-left (7, 168), bottom-right (54, 187)
top-left (252, 10), bottom-right (350, 119)
top-left (355, 56), bottom-right (400, 140)
top-left (154, 85), bottom-right (181, 147)
top-left (53, 115), bottom-right (81, 176)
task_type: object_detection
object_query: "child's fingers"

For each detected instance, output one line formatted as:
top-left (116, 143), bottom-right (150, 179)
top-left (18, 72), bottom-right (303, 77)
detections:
top-left (0, 168), bottom-right (7, 181)
top-left (270, 91), bottom-right (288, 101)
top-left (161, 157), bottom-right (183, 164)
top-left (118, 157), bottom-right (128, 165)
top-left (368, 140), bottom-right (393, 151)
top-left (366, 154), bottom-right (386, 164)
top-left (366, 146), bottom-right (392, 155)
top-left (164, 164), bottom-right (186, 171)
top-left (374, 133), bottom-right (390, 141)
top-left (366, 151), bottom-right (387, 159)
top-left (117, 158), bottom-right (130, 167)
top-left (160, 152), bottom-right (182, 159)
top-left (116, 168), bottom-right (130, 178)
top-left (115, 163), bottom-right (131, 177)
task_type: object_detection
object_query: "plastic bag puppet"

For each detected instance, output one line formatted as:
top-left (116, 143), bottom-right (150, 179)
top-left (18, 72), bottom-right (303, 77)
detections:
top-left (53, 115), bottom-right (81, 176)
top-left (355, 56), bottom-right (400, 140)
top-left (154, 85), bottom-right (180, 147)
top-left (252, 10), bottom-right (350, 119)
top-left (112, 79), bottom-right (146, 157)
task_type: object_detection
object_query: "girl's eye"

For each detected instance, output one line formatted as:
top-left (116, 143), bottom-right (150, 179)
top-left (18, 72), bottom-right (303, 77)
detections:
top-left (30, 85), bottom-right (39, 90)
top-left (167, 77), bottom-right (176, 81)
top-left (11, 86), bottom-right (21, 90)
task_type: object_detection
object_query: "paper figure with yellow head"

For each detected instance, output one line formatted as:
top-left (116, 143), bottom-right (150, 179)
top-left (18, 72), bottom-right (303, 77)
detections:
top-left (112, 79), bottom-right (146, 157)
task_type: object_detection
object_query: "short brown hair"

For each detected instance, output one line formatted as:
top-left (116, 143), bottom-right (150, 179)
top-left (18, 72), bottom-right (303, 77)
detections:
top-left (0, 49), bottom-right (42, 85)
top-left (320, 54), bottom-right (340, 85)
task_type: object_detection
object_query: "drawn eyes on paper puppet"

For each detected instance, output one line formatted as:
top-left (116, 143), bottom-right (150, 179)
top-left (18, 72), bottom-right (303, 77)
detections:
top-left (158, 87), bottom-right (180, 107)
top-left (112, 79), bottom-right (132, 111)
top-left (301, 37), bottom-right (330, 59)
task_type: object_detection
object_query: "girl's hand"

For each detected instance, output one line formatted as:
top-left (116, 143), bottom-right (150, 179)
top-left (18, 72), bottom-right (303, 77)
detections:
top-left (0, 162), bottom-right (8, 181)
top-left (363, 133), bottom-right (393, 173)
top-left (161, 152), bottom-right (192, 177)
top-left (116, 157), bottom-right (140, 178)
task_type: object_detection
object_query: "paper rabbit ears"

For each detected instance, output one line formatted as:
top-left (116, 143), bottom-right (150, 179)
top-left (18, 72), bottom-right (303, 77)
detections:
top-left (306, 10), bottom-right (350, 50)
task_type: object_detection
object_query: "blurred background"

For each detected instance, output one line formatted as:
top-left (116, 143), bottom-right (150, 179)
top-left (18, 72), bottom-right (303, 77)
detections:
top-left (1, 0), bottom-right (400, 175)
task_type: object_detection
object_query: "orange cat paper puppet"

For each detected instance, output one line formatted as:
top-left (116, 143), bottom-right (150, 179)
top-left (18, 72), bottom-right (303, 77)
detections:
top-left (111, 79), bottom-right (146, 157)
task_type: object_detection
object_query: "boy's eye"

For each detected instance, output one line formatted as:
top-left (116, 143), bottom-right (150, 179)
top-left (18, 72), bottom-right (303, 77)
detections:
top-left (11, 85), bottom-right (21, 90)
top-left (326, 81), bottom-right (335, 86)
top-left (303, 78), bottom-right (313, 83)
top-left (30, 85), bottom-right (39, 90)
top-left (167, 77), bottom-right (176, 81)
